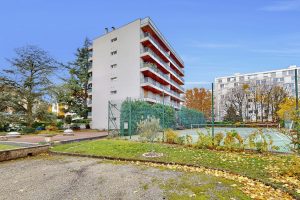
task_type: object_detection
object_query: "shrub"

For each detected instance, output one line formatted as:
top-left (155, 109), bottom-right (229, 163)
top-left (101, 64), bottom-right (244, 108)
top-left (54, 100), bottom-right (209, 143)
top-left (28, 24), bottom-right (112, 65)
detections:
top-left (246, 129), bottom-right (279, 153)
top-left (56, 121), bottom-right (64, 129)
top-left (21, 127), bottom-right (36, 134)
top-left (195, 130), bottom-right (213, 149)
top-left (165, 129), bottom-right (179, 144)
top-left (46, 125), bottom-right (58, 131)
top-left (65, 115), bottom-right (72, 124)
top-left (214, 132), bottom-right (224, 146)
top-left (70, 124), bottom-right (80, 130)
top-left (223, 130), bottom-right (244, 150)
top-left (176, 136), bottom-right (185, 145)
top-left (185, 135), bottom-right (193, 146)
top-left (137, 117), bottom-right (160, 142)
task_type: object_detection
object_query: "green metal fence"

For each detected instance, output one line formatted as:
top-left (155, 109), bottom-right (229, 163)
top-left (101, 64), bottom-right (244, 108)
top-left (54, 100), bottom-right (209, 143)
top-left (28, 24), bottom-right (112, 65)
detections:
top-left (108, 98), bottom-right (206, 137)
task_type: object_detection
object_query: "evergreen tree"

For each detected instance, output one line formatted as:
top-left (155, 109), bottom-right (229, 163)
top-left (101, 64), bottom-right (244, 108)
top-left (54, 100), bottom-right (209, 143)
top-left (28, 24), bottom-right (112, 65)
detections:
top-left (64, 38), bottom-right (92, 119)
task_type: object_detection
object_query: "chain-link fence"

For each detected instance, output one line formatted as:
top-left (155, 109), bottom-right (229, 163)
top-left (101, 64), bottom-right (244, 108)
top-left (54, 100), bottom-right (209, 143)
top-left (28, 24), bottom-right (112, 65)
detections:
top-left (108, 98), bottom-right (206, 137)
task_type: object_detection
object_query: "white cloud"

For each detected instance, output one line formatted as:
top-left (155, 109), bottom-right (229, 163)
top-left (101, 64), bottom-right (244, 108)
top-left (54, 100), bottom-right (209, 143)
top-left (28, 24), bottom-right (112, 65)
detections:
top-left (260, 0), bottom-right (300, 11)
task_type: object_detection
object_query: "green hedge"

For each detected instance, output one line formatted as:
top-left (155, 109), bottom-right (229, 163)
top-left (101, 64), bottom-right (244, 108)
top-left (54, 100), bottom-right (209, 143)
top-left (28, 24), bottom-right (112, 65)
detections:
top-left (119, 100), bottom-right (205, 136)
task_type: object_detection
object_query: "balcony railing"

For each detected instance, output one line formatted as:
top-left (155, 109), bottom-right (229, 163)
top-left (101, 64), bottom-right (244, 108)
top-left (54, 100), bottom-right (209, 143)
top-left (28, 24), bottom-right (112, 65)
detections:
top-left (143, 95), bottom-right (181, 109)
top-left (170, 78), bottom-right (185, 92)
top-left (142, 47), bottom-right (184, 83)
top-left (141, 62), bottom-right (184, 92)
top-left (141, 62), bottom-right (169, 81)
top-left (170, 57), bottom-right (184, 75)
top-left (142, 77), bottom-right (183, 101)
top-left (142, 32), bottom-right (184, 75)
top-left (143, 77), bottom-right (170, 93)
top-left (142, 47), bottom-right (170, 70)
top-left (140, 17), bottom-right (184, 65)
top-left (142, 32), bottom-right (170, 60)
top-left (88, 88), bottom-right (92, 93)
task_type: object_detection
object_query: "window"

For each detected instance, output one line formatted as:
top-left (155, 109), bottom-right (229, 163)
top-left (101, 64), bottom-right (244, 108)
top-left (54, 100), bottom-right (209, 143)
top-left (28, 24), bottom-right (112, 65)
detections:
top-left (111, 77), bottom-right (117, 81)
top-left (111, 50), bottom-right (117, 55)
top-left (110, 90), bottom-right (117, 94)
top-left (111, 37), bottom-right (117, 42)
top-left (283, 71), bottom-right (288, 76)
top-left (111, 64), bottom-right (117, 68)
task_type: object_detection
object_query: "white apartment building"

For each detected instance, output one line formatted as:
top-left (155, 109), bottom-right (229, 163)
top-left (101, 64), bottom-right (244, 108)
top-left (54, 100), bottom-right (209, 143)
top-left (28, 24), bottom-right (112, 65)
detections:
top-left (88, 18), bottom-right (185, 130)
top-left (215, 65), bottom-right (300, 122)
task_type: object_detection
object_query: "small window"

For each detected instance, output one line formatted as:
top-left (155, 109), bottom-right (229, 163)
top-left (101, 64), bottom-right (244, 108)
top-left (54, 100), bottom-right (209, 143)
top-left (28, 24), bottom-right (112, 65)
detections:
top-left (111, 37), bottom-right (117, 42)
top-left (111, 64), bottom-right (117, 68)
top-left (110, 90), bottom-right (117, 94)
top-left (111, 77), bottom-right (117, 81)
top-left (111, 51), bottom-right (117, 55)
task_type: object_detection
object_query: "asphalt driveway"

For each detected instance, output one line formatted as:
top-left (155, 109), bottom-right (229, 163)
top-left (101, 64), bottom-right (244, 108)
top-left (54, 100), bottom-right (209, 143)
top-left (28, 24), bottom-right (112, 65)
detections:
top-left (0, 155), bottom-right (249, 200)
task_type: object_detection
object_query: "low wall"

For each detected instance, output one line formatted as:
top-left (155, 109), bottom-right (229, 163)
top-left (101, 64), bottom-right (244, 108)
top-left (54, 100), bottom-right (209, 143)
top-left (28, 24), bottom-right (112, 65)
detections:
top-left (0, 145), bottom-right (50, 162)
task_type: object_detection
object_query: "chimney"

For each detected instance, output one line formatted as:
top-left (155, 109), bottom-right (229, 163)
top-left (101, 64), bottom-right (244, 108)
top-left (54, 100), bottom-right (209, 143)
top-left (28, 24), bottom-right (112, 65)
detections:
top-left (104, 28), bottom-right (108, 34)
top-left (111, 26), bottom-right (115, 30)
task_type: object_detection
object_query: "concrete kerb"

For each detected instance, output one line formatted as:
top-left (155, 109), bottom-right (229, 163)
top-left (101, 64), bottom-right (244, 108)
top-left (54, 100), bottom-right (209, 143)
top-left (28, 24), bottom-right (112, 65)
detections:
top-left (0, 144), bottom-right (50, 162)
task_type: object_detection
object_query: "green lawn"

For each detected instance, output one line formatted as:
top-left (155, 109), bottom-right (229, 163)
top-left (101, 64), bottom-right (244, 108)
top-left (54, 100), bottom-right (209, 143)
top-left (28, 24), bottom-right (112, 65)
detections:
top-left (0, 144), bottom-right (18, 151)
top-left (52, 139), bottom-right (300, 198)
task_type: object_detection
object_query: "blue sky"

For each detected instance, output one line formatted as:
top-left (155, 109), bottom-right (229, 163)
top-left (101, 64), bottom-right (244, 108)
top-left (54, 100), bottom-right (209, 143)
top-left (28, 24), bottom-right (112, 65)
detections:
top-left (1, 0), bottom-right (300, 88)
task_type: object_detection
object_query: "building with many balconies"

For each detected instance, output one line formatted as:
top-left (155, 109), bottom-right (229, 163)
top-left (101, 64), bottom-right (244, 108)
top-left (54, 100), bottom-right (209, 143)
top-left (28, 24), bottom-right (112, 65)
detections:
top-left (88, 18), bottom-right (185, 129)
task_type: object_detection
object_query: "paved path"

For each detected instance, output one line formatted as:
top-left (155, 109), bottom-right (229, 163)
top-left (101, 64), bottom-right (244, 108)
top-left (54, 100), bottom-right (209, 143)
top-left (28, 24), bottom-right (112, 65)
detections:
top-left (0, 155), bottom-right (249, 200)
top-left (6, 131), bottom-right (108, 144)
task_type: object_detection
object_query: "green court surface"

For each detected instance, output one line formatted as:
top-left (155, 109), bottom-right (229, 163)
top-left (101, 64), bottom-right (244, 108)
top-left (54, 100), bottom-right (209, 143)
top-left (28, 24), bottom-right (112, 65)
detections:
top-left (123, 127), bottom-right (292, 152)
top-left (177, 127), bottom-right (291, 152)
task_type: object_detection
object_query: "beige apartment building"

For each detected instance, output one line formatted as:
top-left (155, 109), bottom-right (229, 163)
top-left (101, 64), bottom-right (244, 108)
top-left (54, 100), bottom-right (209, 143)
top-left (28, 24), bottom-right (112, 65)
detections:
top-left (87, 18), bottom-right (185, 129)
top-left (215, 65), bottom-right (300, 122)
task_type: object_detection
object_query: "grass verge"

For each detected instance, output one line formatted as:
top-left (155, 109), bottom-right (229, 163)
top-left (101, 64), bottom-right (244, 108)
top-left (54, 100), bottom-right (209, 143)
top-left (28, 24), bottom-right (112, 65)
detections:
top-left (0, 144), bottom-right (18, 151)
top-left (52, 139), bottom-right (300, 199)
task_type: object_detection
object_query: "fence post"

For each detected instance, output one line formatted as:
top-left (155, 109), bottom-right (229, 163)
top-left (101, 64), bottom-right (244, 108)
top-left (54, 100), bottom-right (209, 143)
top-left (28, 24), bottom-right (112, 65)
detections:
top-left (295, 69), bottom-right (300, 153)
top-left (211, 83), bottom-right (215, 144)
top-left (129, 98), bottom-right (132, 139)
top-left (162, 91), bottom-right (165, 141)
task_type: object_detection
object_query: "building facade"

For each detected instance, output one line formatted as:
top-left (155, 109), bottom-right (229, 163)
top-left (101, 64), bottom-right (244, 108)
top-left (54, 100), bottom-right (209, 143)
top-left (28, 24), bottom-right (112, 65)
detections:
top-left (215, 65), bottom-right (300, 122)
top-left (88, 18), bottom-right (185, 129)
